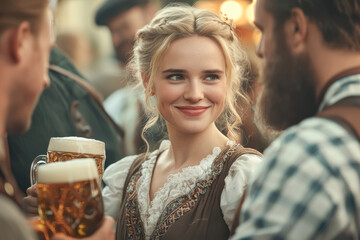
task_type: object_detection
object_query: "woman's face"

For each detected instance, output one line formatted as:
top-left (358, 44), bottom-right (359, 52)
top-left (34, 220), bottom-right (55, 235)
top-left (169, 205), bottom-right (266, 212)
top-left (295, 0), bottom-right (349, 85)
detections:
top-left (151, 35), bottom-right (227, 135)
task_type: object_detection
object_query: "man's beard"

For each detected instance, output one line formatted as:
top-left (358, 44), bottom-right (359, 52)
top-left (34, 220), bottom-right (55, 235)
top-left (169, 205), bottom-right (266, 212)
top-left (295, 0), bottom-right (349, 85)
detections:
top-left (256, 33), bottom-right (318, 132)
top-left (115, 40), bottom-right (134, 65)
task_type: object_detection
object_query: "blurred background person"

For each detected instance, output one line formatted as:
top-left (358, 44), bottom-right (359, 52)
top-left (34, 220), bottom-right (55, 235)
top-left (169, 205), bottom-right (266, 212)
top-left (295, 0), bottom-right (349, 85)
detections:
top-left (95, 0), bottom-right (166, 155)
top-left (95, 0), bottom-right (157, 68)
top-left (90, 0), bottom-right (158, 98)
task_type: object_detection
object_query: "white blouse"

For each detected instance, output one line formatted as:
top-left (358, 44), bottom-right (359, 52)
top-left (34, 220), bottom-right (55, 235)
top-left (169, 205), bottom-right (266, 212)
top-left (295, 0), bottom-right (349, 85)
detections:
top-left (102, 140), bottom-right (262, 239)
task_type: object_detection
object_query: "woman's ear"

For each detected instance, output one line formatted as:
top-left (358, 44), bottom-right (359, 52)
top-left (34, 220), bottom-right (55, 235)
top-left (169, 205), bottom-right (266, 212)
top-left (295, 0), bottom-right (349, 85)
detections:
top-left (141, 72), bottom-right (155, 96)
top-left (141, 72), bottom-right (149, 88)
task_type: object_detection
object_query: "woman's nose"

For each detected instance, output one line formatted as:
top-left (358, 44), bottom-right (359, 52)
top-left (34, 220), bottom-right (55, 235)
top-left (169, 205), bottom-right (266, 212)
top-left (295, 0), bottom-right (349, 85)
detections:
top-left (183, 80), bottom-right (204, 102)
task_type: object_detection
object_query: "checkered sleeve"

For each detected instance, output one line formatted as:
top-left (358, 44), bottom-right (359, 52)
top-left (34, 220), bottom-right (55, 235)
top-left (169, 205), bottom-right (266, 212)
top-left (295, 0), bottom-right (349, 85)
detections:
top-left (230, 119), bottom-right (360, 240)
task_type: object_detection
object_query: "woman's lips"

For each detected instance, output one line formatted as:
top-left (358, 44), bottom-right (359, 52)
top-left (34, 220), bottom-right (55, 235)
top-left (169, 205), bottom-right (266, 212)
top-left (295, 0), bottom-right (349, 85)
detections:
top-left (176, 106), bottom-right (209, 116)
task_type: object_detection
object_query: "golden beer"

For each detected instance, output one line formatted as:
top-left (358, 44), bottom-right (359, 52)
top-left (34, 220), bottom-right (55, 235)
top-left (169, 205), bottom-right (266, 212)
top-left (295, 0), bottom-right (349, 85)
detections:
top-left (31, 137), bottom-right (106, 184)
top-left (47, 137), bottom-right (106, 179)
top-left (37, 159), bottom-right (104, 238)
top-left (47, 151), bottom-right (105, 179)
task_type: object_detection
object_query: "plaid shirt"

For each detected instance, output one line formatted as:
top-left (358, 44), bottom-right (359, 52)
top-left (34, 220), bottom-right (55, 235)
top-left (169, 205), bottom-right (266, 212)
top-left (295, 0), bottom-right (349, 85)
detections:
top-left (231, 75), bottom-right (360, 240)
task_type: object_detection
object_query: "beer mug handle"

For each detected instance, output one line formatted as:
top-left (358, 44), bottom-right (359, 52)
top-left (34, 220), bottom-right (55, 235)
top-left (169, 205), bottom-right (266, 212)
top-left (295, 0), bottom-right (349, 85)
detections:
top-left (30, 155), bottom-right (47, 185)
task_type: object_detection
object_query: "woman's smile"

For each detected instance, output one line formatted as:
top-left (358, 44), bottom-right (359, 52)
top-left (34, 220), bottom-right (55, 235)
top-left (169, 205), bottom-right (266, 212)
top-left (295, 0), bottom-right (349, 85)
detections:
top-left (175, 106), bottom-right (210, 116)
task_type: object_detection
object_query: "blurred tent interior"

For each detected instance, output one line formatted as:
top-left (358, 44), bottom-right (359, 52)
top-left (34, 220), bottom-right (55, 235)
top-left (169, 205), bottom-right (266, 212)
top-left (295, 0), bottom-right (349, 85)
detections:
top-left (53, 0), bottom-right (259, 83)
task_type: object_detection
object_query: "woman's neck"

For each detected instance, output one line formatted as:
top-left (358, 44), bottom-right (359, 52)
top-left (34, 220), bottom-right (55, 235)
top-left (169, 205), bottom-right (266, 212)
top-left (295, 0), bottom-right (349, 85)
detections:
top-left (165, 123), bottom-right (229, 170)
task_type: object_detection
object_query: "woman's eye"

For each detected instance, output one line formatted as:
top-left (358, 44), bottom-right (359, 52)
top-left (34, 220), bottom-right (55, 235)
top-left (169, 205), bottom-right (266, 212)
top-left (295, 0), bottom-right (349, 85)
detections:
top-left (167, 74), bottom-right (184, 81)
top-left (205, 74), bottom-right (219, 81)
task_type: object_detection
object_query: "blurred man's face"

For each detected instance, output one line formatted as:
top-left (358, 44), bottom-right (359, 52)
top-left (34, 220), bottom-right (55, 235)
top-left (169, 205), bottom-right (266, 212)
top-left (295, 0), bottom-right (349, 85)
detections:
top-left (107, 5), bottom-right (150, 65)
top-left (253, 0), bottom-right (317, 131)
top-left (6, 9), bottom-right (53, 134)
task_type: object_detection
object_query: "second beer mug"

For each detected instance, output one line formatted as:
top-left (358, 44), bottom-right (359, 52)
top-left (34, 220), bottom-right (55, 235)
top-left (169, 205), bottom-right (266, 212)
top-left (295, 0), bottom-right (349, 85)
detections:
top-left (31, 137), bottom-right (106, 185)
top-left (37, 159), bottom-right (104, 238)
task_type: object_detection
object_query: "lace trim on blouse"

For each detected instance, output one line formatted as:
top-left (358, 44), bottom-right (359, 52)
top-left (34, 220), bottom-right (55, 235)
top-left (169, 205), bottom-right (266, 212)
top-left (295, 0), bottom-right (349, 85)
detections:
top-left (136, 140), bottom-right (235, 239)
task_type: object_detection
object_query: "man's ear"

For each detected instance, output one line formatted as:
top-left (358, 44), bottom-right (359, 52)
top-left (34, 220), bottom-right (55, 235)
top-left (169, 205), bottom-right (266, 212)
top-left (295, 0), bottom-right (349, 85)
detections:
top-left (284, 8), bottom-right (308, 54)
top-left (10, 21), bottom-right (31, 63)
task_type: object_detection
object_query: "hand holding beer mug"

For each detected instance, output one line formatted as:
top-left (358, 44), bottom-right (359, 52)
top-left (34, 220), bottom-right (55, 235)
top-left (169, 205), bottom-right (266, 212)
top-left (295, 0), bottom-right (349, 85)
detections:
top-left (31, 137), bottom-right (106, 185)
top-left (36, 159), bottom-right (104, 238)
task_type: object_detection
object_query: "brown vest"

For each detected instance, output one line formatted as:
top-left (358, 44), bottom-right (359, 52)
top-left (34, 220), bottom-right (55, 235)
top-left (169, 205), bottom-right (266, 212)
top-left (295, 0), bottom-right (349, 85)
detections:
top-left (116, 145), bottom-right (261, 240)
top-left (317, 96), bottom-right (360, 140)
top-left (315, 66), bottom-right (360, 140)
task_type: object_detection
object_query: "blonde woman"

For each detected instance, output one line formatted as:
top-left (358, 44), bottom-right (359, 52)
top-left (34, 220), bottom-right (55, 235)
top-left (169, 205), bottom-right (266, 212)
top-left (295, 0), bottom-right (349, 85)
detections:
top-left (103, 4), bottom-right (262, 240)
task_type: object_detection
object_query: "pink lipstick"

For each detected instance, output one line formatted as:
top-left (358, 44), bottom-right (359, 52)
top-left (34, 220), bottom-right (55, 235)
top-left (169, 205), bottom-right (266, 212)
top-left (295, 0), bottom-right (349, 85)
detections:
top-left (176, 106), bottom-right (209, 116)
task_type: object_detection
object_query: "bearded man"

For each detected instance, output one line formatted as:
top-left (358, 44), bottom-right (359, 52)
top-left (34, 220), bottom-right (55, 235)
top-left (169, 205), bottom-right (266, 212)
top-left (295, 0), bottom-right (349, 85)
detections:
top-left (231, 0), bottom-right (360, 239)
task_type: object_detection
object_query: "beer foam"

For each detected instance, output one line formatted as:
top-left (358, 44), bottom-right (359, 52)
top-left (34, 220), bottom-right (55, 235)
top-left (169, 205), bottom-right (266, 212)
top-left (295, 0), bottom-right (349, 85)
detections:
top-left (37, 158), bottom-right (99, 184)
top-left (48, 137), bottom-right (105, 156)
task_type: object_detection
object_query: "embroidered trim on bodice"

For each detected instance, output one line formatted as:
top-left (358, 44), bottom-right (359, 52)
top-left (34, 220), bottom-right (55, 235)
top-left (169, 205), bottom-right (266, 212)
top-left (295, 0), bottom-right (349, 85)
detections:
top-left (123, 140), bottom-right (238, 240)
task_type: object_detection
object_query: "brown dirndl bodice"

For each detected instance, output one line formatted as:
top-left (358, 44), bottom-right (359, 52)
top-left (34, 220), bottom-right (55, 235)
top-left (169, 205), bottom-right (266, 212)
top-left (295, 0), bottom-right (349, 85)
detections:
top-left (116, 144), bottom-right (261, 240)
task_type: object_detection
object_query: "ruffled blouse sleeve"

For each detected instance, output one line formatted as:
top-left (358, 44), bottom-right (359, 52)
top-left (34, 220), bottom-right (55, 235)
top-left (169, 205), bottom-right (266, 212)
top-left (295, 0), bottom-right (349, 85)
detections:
top-left (102, 155), bottom-right (137, 220)
top-left (220, 153), bottom-right (262, 229)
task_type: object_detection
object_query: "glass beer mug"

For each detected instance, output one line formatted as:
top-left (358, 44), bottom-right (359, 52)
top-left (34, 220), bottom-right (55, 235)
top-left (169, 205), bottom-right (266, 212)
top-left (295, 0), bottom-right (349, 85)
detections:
top-left (36, 159), bottom-right (104, 238)
top-left (31, 137), bottom-right (106, 185)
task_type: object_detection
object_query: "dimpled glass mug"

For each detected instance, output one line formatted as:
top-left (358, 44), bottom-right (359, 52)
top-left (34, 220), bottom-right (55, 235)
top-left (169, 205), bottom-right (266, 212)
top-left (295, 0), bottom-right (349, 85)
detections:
top-left (30, 137), bottom-right (106, 185)
top-left (36, 159), bottom-right (104, 238)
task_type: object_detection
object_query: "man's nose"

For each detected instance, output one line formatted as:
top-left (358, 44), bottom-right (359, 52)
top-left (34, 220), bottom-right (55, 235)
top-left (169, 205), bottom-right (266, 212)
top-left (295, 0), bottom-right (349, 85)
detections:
top-left (256, 37), bottom-right (264, 59)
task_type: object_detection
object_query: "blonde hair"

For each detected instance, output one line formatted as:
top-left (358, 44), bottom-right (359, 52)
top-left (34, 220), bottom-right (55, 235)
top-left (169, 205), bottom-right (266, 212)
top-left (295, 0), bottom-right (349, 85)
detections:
top-left (0, 0), bottom-right (49, 36)
top-left (130, 4), bottom-right (251, 152)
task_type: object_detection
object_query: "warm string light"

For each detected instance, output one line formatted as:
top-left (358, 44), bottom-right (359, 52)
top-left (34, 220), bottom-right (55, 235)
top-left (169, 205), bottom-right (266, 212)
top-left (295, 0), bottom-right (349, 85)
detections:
top-left (246, 0), bottom-right (256, 25)
top-left (220, 1), bottom-right (243, 21)
top-left (195, 0), bottom-right (260, 44)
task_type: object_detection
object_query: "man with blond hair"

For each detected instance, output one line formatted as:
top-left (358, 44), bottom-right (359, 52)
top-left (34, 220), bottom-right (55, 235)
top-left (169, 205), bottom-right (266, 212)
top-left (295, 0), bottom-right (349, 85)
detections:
top-left (0, 0), bottom-right (114, 239)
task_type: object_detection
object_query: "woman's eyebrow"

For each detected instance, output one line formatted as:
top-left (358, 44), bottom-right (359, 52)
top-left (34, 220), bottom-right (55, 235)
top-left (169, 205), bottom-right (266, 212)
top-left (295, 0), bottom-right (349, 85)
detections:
top-left (162, 69), bottom-right (186, 73)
